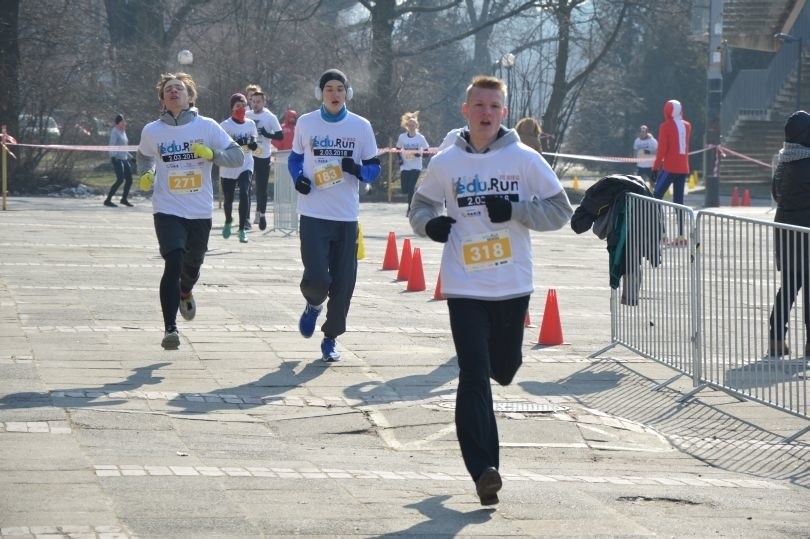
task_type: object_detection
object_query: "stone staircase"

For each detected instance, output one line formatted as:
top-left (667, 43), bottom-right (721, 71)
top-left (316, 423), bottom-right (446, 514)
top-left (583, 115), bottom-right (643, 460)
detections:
top-left (723, 0), bottom-right (796, 50)
top-left (719, 38), bottom-right (810, 195)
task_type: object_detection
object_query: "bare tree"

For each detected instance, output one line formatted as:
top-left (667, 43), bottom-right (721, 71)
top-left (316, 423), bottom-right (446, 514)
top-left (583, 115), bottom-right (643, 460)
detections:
top-left (540, 0), bottom-right (629, 161)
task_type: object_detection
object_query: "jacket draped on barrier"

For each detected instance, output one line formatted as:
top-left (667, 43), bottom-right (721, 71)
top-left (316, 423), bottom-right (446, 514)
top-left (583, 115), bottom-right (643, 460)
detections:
top-left (570, 174), bottom-right (662, 289)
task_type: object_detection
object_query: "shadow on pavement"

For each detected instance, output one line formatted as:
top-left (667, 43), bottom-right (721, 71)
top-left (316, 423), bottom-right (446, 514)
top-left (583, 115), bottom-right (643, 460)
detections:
top-left (0, 362), bottom-right (170, 409)
top-left (371, 495), bottom-right (493, 538)
top-left (525, 358), bottom-right (810, 489)
top-left (343, 356), bottom-right (458, 404)
top-left (165, 359), bottom-right (328, 413)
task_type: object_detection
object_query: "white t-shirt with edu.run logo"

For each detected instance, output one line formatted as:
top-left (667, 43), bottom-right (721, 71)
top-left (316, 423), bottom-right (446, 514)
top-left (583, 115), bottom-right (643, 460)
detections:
top-left (417, 141), bottom-right (563, 298)
top-left (291, 110), bottom-right (378, 222)
top-left (139, 116), bottom-right (234, 219)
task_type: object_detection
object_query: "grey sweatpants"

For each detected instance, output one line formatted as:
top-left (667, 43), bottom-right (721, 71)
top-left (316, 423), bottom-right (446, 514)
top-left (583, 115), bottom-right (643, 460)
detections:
top-left (299, 215), bottom-right (358, 338)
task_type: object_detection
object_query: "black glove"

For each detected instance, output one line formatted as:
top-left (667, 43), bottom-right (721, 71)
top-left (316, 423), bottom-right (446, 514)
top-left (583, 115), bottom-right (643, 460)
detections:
top-left (342, 157), bottom-right (361, 178)
top-left (258, 127), bottom-right (273, 138)
top-left (295, 175), bottom-right (311, 195)
top-left (425, 216), bottom-right (456, 243)
top-left (247, 138), bottom-right (258, 151)
top-left (650, 169), bottom-right (659, 184)
top-left (485, 196), bottom-right (512, 223)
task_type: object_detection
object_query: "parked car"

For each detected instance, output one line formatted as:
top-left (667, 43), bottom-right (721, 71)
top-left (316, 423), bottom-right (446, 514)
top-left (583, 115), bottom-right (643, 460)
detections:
top-left (18, 114), bottom-right (61, 142)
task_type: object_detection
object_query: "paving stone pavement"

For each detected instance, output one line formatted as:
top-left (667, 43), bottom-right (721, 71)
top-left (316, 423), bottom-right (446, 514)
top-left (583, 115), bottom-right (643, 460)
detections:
top-left (0, 194), bottom-right (808, 538)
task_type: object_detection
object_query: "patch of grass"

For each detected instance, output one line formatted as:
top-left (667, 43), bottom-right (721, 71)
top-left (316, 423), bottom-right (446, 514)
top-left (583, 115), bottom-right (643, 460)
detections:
top-left (80, 169), bottom-right (116, 190)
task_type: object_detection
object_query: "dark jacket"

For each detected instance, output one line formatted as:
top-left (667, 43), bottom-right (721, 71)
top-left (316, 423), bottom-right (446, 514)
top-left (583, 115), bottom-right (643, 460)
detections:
top-left (572, 174), bottom-right (661, 288)
top-left (773, 157), bottom-right (810, 227)
top-left (772, 110), bottom-right (810, 268)
top-left (772, 153), bottom-right (810, 271)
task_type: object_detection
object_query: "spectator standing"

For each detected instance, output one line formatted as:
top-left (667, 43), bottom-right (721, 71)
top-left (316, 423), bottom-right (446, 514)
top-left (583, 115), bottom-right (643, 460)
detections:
top-left (633, 124), bottom-right (658, 186)
top-left (220, 93), bottom-right (259, 243)
top-left (137, 72), bottom-right (243, 349)
top-left (652, 100), bottom-right (691, 204)
top-left (272, 110), bottom-right (298, 151)
top-left (104, 114), bottom-right (134, 207)
top-left (515, 117), bottom-right (543, 155)
top-left (288, 69), bottom-right (381, 362)
top-left (768, 110), bottom-right (810, 357)
top-left (409, 75), bottom-right (573, 505)
top-left (246, 91), bottom-right (282, 231)
top-left (395, 111), bottom-right (429, 216)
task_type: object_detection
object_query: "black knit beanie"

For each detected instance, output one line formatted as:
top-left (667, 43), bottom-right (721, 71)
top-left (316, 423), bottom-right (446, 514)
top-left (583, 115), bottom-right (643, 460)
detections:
top-left (785, 110), bottom-right (810, 146)
top-left (318, 69), bottom-right (348, 90)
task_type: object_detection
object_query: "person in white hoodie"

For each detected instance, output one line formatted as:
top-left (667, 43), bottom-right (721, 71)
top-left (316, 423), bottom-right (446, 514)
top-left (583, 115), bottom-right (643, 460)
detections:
top-left (409, 75), bottom-right (573, 506)
top-left (632, 124), bottom-right (657, 186)
top-left (137, 72), bottom-right (243, 349)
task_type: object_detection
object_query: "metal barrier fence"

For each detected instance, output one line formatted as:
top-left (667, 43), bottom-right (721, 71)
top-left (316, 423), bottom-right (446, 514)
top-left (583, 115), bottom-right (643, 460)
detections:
top-left (271, 150), bottom-right (298, 235)
top-left (593, 193), bottom-right (809, 442)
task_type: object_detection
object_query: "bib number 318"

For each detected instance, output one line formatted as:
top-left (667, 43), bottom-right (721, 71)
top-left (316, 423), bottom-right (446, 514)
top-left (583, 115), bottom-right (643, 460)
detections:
top-left (461, 230), bottom-right (512, 271)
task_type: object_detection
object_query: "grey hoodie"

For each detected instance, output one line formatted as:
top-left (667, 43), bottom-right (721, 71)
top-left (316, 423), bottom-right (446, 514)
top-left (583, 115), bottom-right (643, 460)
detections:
top-left (410, 127), bottom-right (573, 237)
top-left (136, 108), bottom-right (243, 174)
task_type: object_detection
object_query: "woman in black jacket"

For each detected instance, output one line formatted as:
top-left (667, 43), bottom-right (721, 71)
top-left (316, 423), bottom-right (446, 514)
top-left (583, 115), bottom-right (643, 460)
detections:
top-left (768, 110), bottom-right (810, 356)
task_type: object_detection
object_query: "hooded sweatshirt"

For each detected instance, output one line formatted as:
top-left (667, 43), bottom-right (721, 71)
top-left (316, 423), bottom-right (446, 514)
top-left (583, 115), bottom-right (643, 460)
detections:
top-left (272, 110), bottom-right (297, 151)
top-left (409, 127), bottom-right (573, 300)
top-left (653, 100), bottom-right (691, 174)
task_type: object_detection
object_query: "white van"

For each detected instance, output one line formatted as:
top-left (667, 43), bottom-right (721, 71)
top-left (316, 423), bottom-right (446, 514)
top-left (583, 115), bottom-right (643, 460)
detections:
top-left (18, 114), bottom-right (61, 142)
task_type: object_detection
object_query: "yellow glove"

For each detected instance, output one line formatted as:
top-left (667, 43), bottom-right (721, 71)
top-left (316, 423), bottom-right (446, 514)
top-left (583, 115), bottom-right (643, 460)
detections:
top-left (139, 170), bottom-right (155, 191)
top-left (192, 143), bottom-right (214, 160)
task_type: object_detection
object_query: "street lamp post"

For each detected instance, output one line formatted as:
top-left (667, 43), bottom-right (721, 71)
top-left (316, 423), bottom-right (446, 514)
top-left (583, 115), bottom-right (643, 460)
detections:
top-left (774, 33), bottom-right (803, 110)
top-left (500, 52), bottom-right (516, 127)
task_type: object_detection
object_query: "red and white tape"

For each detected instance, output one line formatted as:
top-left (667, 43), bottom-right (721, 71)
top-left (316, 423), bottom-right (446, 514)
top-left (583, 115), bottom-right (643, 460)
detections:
top-left (3, 140), bottom-right (774, 170)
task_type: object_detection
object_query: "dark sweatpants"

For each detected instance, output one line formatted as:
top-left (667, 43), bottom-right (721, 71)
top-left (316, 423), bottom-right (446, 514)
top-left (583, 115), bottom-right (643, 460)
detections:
top-left (447, 295), bottom-right (530, 481)
top-left (299, 215), bottom-right (358, 339)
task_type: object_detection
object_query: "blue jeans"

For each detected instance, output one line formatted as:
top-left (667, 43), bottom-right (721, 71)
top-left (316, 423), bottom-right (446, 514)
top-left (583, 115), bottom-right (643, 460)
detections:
top-left (108, 158), bottom-right (132, 201)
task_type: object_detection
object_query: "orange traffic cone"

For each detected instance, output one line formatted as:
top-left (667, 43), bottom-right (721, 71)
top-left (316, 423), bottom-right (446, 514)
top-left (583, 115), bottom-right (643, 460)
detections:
top-left (731, 186), bottom-right (739, 207)
top-left (397, 238), bottom-right (412, 281)
top-left (537, 289), bottom-right (564, 345)
top-left (433, 273), bottom-right (445, 300)
top-left (524, 310), bottom-right (531, 327)
top-left (407, 248), bottom-right (426, 291)
top-left (382, 232), bottom-right (399, 270)
top-left (742, 189), bottom-right (751, 207)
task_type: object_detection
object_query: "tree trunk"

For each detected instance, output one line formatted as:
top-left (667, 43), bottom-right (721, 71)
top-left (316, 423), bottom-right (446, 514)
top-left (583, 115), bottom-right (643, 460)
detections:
top-left (105, 0), bottom-right (167, 130)
top-left (369, 0), bottom-right (396, 140)
top-left (0, 0), bottom-right (20, 140)
top-left (542, 3), bottom-right (571, 160)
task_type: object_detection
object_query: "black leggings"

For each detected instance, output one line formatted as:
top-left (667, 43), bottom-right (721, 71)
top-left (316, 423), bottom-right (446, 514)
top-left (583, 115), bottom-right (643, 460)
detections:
top-left (221, 170), bottom-right (252, 229)
top-left (254, 157), bottom-right (271, 214)
top-left (769, 228), bottom-right (810, 340)
top-left (400, 169), bottom-right (420, 208)
top-left (153, 213), bottom-right (211, 331)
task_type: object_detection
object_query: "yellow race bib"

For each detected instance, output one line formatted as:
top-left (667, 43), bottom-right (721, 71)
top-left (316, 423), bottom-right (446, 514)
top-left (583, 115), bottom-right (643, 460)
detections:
top-left (461, 230), bottom-right (513, 271)
top-left (313, 161), bottom-right (344, 190)
top-left (168, 169), bottom-right (203, 194)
